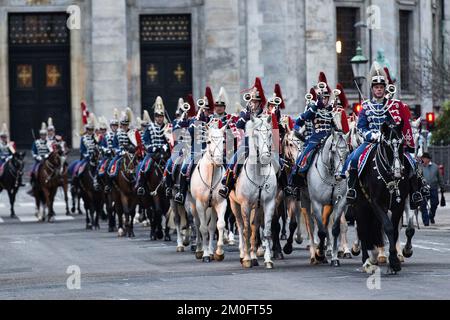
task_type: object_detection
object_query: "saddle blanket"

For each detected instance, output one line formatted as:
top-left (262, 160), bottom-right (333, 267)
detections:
top-left (358, 144), bottom-right (376, 177)
top-left (109, 158), bottom-right (122, 176)
top-left (98, 159), bottom-right (109, 175)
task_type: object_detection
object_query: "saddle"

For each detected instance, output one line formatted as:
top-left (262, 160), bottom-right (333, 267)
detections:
top-left (357, 144), bottom-right (376, 177)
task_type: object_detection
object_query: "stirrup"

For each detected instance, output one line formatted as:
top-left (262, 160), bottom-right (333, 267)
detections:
top-left (104, 185), bottom-right (112, 193)
top-left (174, 193), bottom-right (184, 204)
top-left (346, 189), bottom-right (357, 203)
top-left (165, 187), bottom-right (173, 199)
top-left (411, 191), bottom-right (423, 204)
top-left (421, 185), bottom-right (430, 197)
top-left (218, 187), bottom-right (229, 199)
top-left (284, 186), bottom-right (295, 197)
top-left (137, 187), bottom-right (145, 196)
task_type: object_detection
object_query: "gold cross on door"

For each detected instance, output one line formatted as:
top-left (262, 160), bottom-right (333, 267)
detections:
top-left (174, 64), bottom-right (185, 82)
top-left (147, 64), bottom-right (158, 83)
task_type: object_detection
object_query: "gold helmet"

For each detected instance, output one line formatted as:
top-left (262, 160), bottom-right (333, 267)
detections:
top-left (154, 96), bottom-right (165, 116)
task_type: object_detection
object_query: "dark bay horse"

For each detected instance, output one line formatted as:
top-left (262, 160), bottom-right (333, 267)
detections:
top-left (33, 144), bottom-right (64, 222)
top-left (0, 151), bottom-right (25, 218)
top-left (354, 120), bottom-right (412, 274)
top-left (138, 149), bottom-right (171, 241)
top-left (78, 149), bottom-right (101, 230)
top-left (114, 151), bottom-right (139, 237)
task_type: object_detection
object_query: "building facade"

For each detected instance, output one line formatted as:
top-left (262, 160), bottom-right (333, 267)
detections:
top-left (0, 0), bottom-right (448, 148)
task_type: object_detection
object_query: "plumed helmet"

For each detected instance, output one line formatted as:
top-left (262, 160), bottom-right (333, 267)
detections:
top-left (110, 108), bottom-right (120, 126)
top-left (248, 77), bottom-right (267, 107)
top-left (204, 86), bottom-right (214, 109)
top-left (142, 110), bottom-right (151, 126)
top-left (0, 123), bottom-right (9, 137)
top-left (120, 108), bottom-right (133, 125)
top-left (40, 122), bottom-right (48, 135)
top-left (316, 72), bottom-right (332, 97)
top-left (369, 62), bottom-right (388, 87)
top-left (215, 87), bottom-right (229, 108)
top-left (336, 83), bottom-right (349, 109)
top-left (47, 117), bottom-right (55, 131)
top-left (154, 96), bottom-right (165, 116)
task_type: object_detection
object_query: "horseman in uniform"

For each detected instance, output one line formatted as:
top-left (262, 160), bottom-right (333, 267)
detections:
top-left (136, 97), bottom-right (171, 195)
top-left (0, 124), bottom-right (14, 180)
top-left (30, 122), bottom-right (52, 190)
top-left (96, 109), bottom-right (119, 190)
top-left (218, 77), bottom-right (267, 198)
top-left (163, 96), bottom-right (195, 199)
top-left (105, 108), bottom-right (134, 193)
top-left (174, 87), bottom-right (215, 204)
top-left (285, 72), bottom-right (336, 195)
top-left (342, 62), bottom-right (423, 208)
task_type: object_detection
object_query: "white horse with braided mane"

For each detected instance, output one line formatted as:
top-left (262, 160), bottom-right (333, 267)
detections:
top-left (307, 111), bottom-right (351, 267)
top-left (229, 114), bottom-right (278, 269)
top-left (189, 120), bottom-right (228, 262)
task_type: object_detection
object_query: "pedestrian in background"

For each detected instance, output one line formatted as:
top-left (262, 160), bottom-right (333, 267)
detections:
top-left (420, 152), bottom-right (445, 225)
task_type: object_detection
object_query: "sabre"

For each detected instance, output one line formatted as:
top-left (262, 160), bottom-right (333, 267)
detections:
top-left (31, 129), bottom-right (36, 141)
top-left (353, 79), bottom-right (367, 102)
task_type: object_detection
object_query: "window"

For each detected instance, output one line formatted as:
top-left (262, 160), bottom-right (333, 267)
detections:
top-left (399, 10), bottom-right (412, 91)
top-left (336, 7), bottom-right (359, 89)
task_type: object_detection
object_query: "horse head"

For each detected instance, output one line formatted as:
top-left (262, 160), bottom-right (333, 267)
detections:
top-left (205, 121), bottom-right (225, 167)
top-left (380, 120), bottom-right (404, 179)
top-left (282, 129), bottom-right (303, 165)
top-left (248, 114), bottom-right (273, 166)
top-left (325, 129), bottom-right (350, 177)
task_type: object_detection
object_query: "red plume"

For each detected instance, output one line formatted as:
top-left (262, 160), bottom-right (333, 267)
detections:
top-left (205, 87), bottom-right (214, 109)
top-left (274, 84), bottom-right (286, 109)
top-left (254, 77), bottom-right (267, 107)
top-left (336, 83), bottom-right (349, 109)
top-left (309, 87), bottom-right (317, 101)
top-left (384, 67), bottom-right (394, 85)
top-left (81, 101), bottom-right (89, 125)
top-left (318, 72), bottom-right (328, 84)
top-left (135, 130), bottom-right (144, 159)
top-left (186, 94), bottom-right (196, 118)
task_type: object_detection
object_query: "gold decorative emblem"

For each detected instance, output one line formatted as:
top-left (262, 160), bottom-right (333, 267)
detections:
top-left (46, 64), bottom-right (61, 87)
top-left (147, 64), bottom-right (158, 83)
top-left (17, 64), bottom-right (32, 88)
top-left (174, 64), bottom-right (185, 82)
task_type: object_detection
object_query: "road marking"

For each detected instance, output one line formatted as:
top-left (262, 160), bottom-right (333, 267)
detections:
top-left (54, 216), bottom-right (74, 221)
top-left (401, 242), bottom-right (450, 253)
top-left (0, 203), bottom-right (5, 208)
top-left (17, 216), bottom-right (39, 223)
top-left (0, 217), bottom-right (4, 223)
top-left (16, 202), bottom-right (67, 208)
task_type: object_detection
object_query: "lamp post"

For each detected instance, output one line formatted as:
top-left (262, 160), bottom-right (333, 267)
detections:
top-left (350, 43), bottom-right (369, 106)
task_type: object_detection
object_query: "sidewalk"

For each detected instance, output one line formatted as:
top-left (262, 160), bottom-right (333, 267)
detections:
top-left (415, 192), bottom-right (450, 231)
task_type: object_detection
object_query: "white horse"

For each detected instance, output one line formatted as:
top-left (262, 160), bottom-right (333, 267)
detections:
top-left (189, 122), bottom-right (227, 262)
top-left (229, 115), bottom-right (278, 269)
top-left (307, 127), bottom-right (350, 267)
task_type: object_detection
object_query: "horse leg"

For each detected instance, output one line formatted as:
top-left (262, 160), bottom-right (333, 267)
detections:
top-left (8, 189), bottom-right (17, 218)
top-left (174, 203), bottom-right (185, 252)
top-left (85, 197), bottom-right (92, 229)
top-left (270, 211), bottom-right (283, 260)
top-left (196, 202), bottom-right (210, 262)
top-left (240, 203), bottom-right (252, 268)
top-left (402, 209), bottom-right (416, 259)
top-left (371, 202), bottom-right (401, 273)
top-left (214, 200), bottom-right (227, 261)
top-left (250, 210), bottom-right (260, 266)
top-left (322, 205), bottom-right (333, 257)
top-left (208, 208), bottom-right (218, 261)
top-left (262, 200), bottom-right (276, 269)
top-left (339, 213), bottom-right (352, 259)
top-left (129, 204), bottom-right (136, 238)
top-left (283, 198), bottom-right (297, 255)
top-left (230, 199), bottom-right (245, 264)
top-left (280, 201), bottom-right (287, 240)
top-left (311, 201), bottom-right (327, 263)
top-left (228, 209), bottom-right (236, 244)
top-left (63, 178), bottom-right (70, 215)
top-left (192, 207), bottom-right (203, 259)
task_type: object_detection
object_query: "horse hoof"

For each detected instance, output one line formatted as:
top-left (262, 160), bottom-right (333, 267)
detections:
top-left (195, 251), bottom-right (203, 260)
top-left (71, 208), bottom-right (75, 214)
top-left (274, 252), bottom-right (284, 260)
top-left (310, 257), bottom-right (319, 265)
top-left (240, 258), bottom-right (243, 264)
top-left (190, 245), bottom-right (196, 252)
top-left (402, 248), bottom-right (413, 258)
top-left (315, 252), bottom-right (326, 262)
top-left (337, 251), bottom-right (344, 259)
top-left (283, 243), bottom-right (293, 255)
top-left (176, 246), bottom-right (185, 253)
top-left (326, 250), bottom-right (332, 257)
top-left (118, 228), bottom-right (125, 237)
top-left (343, 252), bottom-right (352, 259)
top-left (214, 253), bottom-right (225, 262)
top-left (389, 256), bottom-right (402, 273)
top-left (228, 240), bottom-right (235, 246)
top-left (182, 240), bottom-right (190, 247)
top-left (398, 254), bottom-right (405, 263)
top-left (202, 256), bottom-right (211, 263)
top-left (156, 230), bottom-right (164, 240)
top-left (331, 260), bottom-right (340, 267)
top-left (10, 213), bottom-right (17, 219)
top-left (251, 259), bottom-right (259, 267)
top-left (264, 262), bottom-right (274, 269)
top-left (280, 234), bottom-right (287, 241)
top-left (86, 224), bottom-right (92, 230)
top-left (164, 235), bottom-right (171, 242)
top-left (242, 260), bottom-right (252, 268)
top-left (351, 248), bottom-right (361, 256)
top-left (377, 256), bottom-right (387, 265)
top-left (210, 254), bottom-right (215, 261)
top-left (294, 235), bottom-right (303, 245)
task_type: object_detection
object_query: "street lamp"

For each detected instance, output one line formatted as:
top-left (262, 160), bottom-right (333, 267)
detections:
top-left (350, 43), bottom-right (369, 106)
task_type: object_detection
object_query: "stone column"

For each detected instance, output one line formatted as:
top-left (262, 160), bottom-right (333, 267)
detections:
top-left (91, 0), bottom-right (128, 119)
top-left (0, 8), bottom-right (9, 130)
top-left (203, 0), bottom-right (240, 106)
top-left (305, 0), bottom-right (337, 90)
top-left (419, 0), bottom-right (433, 113)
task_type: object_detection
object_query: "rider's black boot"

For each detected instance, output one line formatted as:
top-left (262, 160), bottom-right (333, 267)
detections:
top-left (174, 174), bottom-right (187, 205)
top-left (218, 169), bottom-right (234, 199)
top-left (104, 176), bottom-right (112, 193)
top-left (346, 168), bottom-right (358, 204)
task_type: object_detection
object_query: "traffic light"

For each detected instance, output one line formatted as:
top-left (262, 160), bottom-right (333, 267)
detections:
top-left (352, 103), bottom-right (362, 115)
top-left (426, 112), bottom-right (435, 130)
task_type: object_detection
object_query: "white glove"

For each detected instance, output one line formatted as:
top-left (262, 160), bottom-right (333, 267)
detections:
top-left (371, 132), bottom-right (381, 142)
top-left (162, 145), bottom-right (168, 152)
top-left (36, 156), bottom-right (42, 161)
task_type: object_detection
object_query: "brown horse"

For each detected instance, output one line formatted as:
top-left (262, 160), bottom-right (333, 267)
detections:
top-left (138, 149), bottom-right (171, 241)
top-left (78, 149), bottom-right (102, 230)
top-left (97, 156), bottom-right (117, 232)
top-left (0, 151), bottom-right (25, 218)
top-left (113, 151), bottom-right (139, 237)
top-left (33, 143), bottom-right (64, 222)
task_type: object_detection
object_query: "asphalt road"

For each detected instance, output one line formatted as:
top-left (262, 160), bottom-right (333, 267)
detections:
top-left (1, 188), bottom-right (450, 300)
